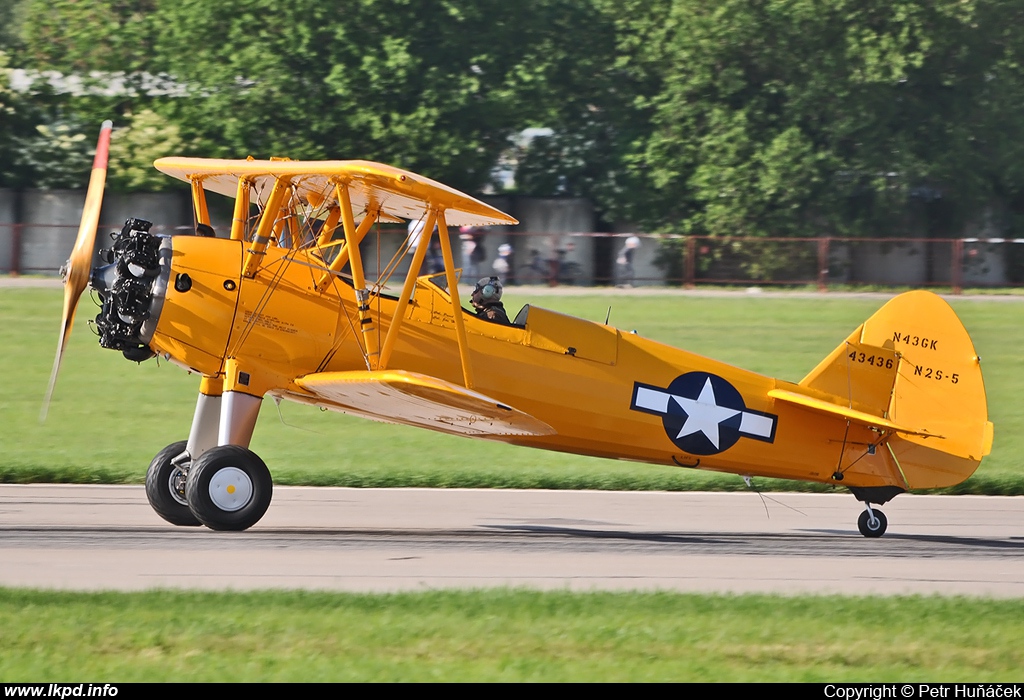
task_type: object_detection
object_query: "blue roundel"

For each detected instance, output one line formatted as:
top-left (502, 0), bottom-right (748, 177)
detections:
top-left (662, 373), bottom-right (747, 455)
top-left (630, 371), bottom-right (778, 457)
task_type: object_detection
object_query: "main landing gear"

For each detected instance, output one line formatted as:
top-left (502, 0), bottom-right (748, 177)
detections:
top-left (145, 388), bottom-right (272, 531)
top-left (146, 442), bottom-right (273, 531)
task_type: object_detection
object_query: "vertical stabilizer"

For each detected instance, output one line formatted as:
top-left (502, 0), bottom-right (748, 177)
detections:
top-left (800, 291), bottom-right (991, 489)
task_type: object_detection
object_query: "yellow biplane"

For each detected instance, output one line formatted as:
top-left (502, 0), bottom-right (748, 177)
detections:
top-left (46, 123), bottom-right (993, 536)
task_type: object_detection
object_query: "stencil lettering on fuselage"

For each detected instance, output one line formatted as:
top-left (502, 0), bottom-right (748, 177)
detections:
top-left (630, 372), bottom-right (777, 456)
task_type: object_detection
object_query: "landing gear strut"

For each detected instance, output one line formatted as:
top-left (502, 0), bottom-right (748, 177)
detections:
top-left (145, 383), bottom-right (272, 531)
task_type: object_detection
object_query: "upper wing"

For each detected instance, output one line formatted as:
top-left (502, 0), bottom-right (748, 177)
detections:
top-left (153, 157), bottom-right (517, 228)
top-left (295, 369), bottom-right (555, 437)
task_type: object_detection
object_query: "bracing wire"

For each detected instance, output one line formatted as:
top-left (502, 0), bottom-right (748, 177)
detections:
top-left (742, 476), bottom-right (808, 518)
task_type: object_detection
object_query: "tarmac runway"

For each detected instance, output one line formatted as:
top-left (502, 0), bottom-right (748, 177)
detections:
top-left (2, 485), bottom-right (1023, 597)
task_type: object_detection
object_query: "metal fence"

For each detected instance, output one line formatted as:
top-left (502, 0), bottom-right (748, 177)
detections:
top-left (630, 235), bottom-right (1024, 292)
top-left (3, 222), bottom-right (1022, 293)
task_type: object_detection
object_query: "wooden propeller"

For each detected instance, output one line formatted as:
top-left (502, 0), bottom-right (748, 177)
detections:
top-left (41, 120), bottom-right (113, 421)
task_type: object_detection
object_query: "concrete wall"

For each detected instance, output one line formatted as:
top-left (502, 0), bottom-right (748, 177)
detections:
top-left (20, 189), bottom-right (87, 274)
top-left (0, 189), bottom-right (15, 272)
top-left (829, 238), bottom-right (1003, 286)
top-left (962, 241), bottom-right (1009, 285)
top-left (473, 195), bottom-right (517, 284)
top-left (354, 228), bottom-right (497, 290)
top-left (6, 190), bottom-right (600, 282)
top-left (846, 240), bottom-right (928, 285)
top-left (102, 192), bottom-right (193, 236)
top-left (357, 227), bottom-right (418, 292)
top-left (610, 226), bottom-right (663, 286)
top-left (16, 190), bottom-right (192, 274)
top-left (507, 198), bottom-right (597, 285)
top-left (960, 208), bottom-right (1009, 285)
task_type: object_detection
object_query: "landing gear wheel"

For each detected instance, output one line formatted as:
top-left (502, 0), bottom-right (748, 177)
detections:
top-left (185, 445), bottom-right (272, 531)
top-left (145, 440), bottom-right (202, 527)
top-left (858, 508), bottom-right (888, 538)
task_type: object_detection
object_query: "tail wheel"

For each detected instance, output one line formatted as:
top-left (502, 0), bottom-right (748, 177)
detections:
top-left (145, 440), bottom-right (201, 527)
top-left (858, 508), bottom-right (888, 538)
top-left (185, 445), bottom-right (272, 531)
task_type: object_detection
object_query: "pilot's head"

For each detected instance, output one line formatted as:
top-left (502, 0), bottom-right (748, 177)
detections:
top-left (471, 276), bottom-right (502, 309)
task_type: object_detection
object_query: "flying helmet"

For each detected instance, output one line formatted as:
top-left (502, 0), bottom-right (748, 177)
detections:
top-left (472, 276), bottom-right (503, 307)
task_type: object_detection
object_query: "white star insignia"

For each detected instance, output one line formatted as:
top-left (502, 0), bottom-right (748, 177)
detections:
top-left (670, 377), bottom-right (740, 449)
top-left (630, 377), bottom-right (777, 452)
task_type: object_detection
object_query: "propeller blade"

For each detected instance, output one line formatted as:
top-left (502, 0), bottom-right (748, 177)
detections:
top-left (41, 120), bottom-right (113, 421)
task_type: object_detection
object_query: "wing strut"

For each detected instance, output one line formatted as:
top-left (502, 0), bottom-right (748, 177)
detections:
top-left (314, 188), bottom-right (378, 293)
top-left (242, 176), bottom-right (291, 278)
top-left (191, 177), bottom-right (211, 226)
top-left (333, 182), bottom-right (380, 364)
top-left (372, 208), bottom-right (475, 388)
top-left (229, 177), bottom-right (251, 241)
top-left (435, 208), bottom-right (474, 389)
top-left (315, 207), bottom-right (342, 248)
top-left (378, 209), bottom-right (437, 370)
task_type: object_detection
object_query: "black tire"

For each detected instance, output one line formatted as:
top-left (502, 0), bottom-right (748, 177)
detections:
top-left (185, 445), bottom-right (272, 531)
top-left (145, 440), bottom-right (202, 527)
top-left (858, 508), bottom-right (888, 538)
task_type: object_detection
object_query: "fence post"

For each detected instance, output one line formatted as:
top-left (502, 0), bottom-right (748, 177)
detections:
top-left (951, 238), bottom-right (963, 295)
top-left (684, 237), bottom-right (696, 288)
top-left (11, 223), bottom-right (21, 276)
top-left (817, 237), bottom-right (829, 292)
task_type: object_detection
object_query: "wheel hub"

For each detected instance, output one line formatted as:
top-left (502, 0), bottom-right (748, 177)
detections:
top-left (208, 466), bottom-right (254, 512)
top-left (167, 468), bottom-right (189, 506)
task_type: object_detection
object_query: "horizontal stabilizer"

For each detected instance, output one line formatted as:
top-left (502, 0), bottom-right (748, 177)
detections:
top-left (296, 370), bottom-right (555, 437)
top-left (768, 389), bottom-right (941, 438)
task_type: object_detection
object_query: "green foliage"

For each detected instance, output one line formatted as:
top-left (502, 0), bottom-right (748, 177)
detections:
top-left (0, 52), bottom-right (21, 184)
top-left (0, 1), bottom-right (26, 53)
top-left (0, 50), bottom-right (38, 187)
top-left (107, 109), bottom-right (183, 191)
top-left (615, 0), bottom-right (1024, 237)
top-left (148, 0), bottom-right (607, 192)
top-left (501, 1), bottom-right (642, 212)
top-left (652, 236), bottom-right (687, 285)
top-left (18, 0), bottom-right (158, 73)
top-left (6, 0), bottom-right (1024, 241)
top-left (12, 118), bottom-right (94, 189)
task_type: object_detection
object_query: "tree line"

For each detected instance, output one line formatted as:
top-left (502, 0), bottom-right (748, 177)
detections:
top-left (2, 0), bottom-right (1024, 239)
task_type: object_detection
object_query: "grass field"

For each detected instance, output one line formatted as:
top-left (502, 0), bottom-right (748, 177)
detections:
top-left (2, 286), bottom-right (1022, 493)
top-left (1, 588), bottom-right (1022, 681)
